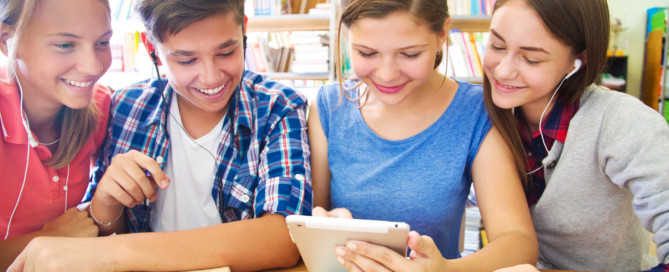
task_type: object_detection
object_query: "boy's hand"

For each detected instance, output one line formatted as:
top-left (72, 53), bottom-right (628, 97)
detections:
top-left (96, 150), bottom-right (170, 208)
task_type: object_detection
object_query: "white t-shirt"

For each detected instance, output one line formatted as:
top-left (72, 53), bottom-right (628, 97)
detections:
top-left (150, 94), bottom-right (225, 232)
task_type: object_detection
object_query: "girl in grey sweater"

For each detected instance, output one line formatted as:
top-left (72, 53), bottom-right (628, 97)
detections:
top-left (482, 0), bottom-right (669, 271)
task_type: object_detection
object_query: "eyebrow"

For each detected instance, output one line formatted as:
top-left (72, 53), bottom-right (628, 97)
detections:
top-left (168, 39), bottom-right (239, 57)
top-left (489, 28), bottom-right (549, 54)
top-left (351, 43), bottom-right (428, 51)
top-left (46, 30), bottom-right (113, 39)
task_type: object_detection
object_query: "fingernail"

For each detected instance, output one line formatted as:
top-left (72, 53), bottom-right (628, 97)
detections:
top-left (336, 256), bottom-right (345, 265)
top-left (160, 180), bottom-right (169, 188)
top-left (346, 242), bottom-right (357, 250)
top-left (335, 246), bottom-right (345, 256)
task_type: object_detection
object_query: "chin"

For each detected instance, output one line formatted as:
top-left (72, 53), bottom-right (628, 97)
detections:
top-left (491, 95), bottom-right (519, 110)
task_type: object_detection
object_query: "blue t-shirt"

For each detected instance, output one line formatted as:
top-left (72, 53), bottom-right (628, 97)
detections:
top-left (317, 80), bottom-right (491, 258)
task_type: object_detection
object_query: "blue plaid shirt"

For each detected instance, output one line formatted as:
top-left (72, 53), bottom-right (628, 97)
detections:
top-left (86, 71), bottom-right (312, 232)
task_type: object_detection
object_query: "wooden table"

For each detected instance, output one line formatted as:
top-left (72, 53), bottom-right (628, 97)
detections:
top-left (261, 260), bottom-right (592, 272)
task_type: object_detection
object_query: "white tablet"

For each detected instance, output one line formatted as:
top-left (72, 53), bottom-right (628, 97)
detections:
top-left (286, 215), bottom-right (410, 272)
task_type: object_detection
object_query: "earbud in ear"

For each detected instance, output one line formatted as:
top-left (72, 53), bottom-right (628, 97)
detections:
top-left (565, 59), bottom-right (582, 79)
top-left (150, 51), bottom-right (158, 65)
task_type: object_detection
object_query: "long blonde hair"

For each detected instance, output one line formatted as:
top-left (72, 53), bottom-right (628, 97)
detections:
top-left (0, 0), bottom-right (111, 168)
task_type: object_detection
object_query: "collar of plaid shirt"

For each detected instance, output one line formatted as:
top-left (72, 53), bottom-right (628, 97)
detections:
top-left (518, 99), bottom-right (580, 206)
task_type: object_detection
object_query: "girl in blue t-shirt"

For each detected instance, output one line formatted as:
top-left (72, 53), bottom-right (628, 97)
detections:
top-left (308, 0), bottom-right (537, 271)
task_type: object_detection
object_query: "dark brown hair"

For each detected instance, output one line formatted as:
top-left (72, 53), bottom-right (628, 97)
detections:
top-left (0, 0), bottom-right (110, 168)
top-left (482, 0), bottom-right (610, 187)
top-left (334, 0), bottom-right (449, 104)
top-left (136, 0), bottom-right (244, 43)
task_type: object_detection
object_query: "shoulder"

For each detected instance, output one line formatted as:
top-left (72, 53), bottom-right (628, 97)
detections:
top-left (581, 85), bottom-right (663, 121)
top-left (450, 80), bottom-right (487, 117)
top-left (93, 84), bottom-right (112, 111)
top-left (89, 85), bottom-right (112, 148)
top-left (454, 80), bottom-right (485, 101)
top-left (241, 71), bottom-right (307, 112)
top-left (316, 81), bottom-right (358, 110)
top-left (110, 78), bottom-right (164, 113)
top-left (577, 85), bottom-right (668, 134)
top-left (112, 78), bottom-right (160, 102)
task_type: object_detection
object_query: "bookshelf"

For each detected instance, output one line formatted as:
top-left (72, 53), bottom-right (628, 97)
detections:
top-left (100, 1), bottom-right (493, 91)
top-left (660, 7), bottom-right (668, 118)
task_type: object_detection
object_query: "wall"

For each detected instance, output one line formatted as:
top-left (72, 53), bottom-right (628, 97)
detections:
top-left (607, 0), bottom-right (668, 98)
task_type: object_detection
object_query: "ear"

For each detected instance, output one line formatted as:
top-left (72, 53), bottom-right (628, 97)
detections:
top-left (0, 23), bottom-right (14, 57)
top-left (243, 15), bottom-right (248, 35)
top-left (140, 32), bottom-right (162, 66)
top-left (578, 51), bottom-right (587, 66)
top-left (438, 17), bottom-right (451, 47)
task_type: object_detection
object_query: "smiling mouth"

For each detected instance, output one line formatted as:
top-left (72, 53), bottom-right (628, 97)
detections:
top-left (64, 79), bottom-right (93, 88)
top-left (197, 81), bottom-right (227, 95)
top-left (494, 79), bottom-right (526, 91)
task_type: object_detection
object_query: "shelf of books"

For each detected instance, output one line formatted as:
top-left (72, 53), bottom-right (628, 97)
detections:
top-left (101, 0), bottom-right (493, 96)
top-left (245, 3), bottom-right (333, 93)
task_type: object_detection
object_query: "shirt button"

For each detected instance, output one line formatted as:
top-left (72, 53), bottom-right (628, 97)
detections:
top-left (295, 174), bottom-right (304, 181)
top-left (52, 176), bottom-right (59, 182)
top-left (241, 195), bottom-right (251, 203)
top-left (156, 156), bottom-right (164, 164)
top-left (547, 161), bottom-right (558, 169)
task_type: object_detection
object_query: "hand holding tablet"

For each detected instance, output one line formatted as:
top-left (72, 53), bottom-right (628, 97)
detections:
top-left (286, 215), bottom-right (410, 272)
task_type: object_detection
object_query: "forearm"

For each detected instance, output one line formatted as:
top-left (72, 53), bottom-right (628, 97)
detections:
top-left (0, 229), bottom-right (67, 270)
top-left (107, 214), bottom-right (299, 271)
top-left (452, 231), bottom-right (537, 272)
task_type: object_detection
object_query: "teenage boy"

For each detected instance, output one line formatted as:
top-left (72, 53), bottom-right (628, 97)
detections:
top-left (7, 0), bottom-right (311, 271)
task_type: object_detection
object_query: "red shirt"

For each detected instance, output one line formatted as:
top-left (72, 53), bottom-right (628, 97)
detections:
top-left (0, 78), bottom-right (110, 239)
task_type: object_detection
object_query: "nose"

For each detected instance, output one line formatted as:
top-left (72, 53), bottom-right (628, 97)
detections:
top-left (375, 56), bottom-right (400, 84)
top-left (199, 59), bottom-right (223, 86)
top-left (494, 54), bottom-right (518, 80)
top-left (77, 47), bottom-right (107, 76)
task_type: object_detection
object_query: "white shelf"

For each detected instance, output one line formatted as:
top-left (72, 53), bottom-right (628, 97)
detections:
top-left (450, 15), bottom-right (493, 33)
top-left (247, 14), bottom-right (492, 33)
top-left (248, 14), bottom-right (330, 32)
top-left (265, 72), bottom-right (329, 80)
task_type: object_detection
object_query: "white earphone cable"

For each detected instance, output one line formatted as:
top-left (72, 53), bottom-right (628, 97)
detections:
top-left (525, 75), bottom-right (568, 175)
top-left (5, 76), bottom-right (30, 240)
top-left (64, 164), bottom-right (70, 212)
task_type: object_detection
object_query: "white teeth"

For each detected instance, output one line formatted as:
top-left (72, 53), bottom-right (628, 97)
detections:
top-left (65, 79), bottom-right (92, 87)
top-left (197, 82), bottom-right (226, 95)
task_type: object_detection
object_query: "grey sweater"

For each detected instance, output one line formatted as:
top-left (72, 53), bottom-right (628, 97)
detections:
top-left (533, 85), bottom-right (669, 271)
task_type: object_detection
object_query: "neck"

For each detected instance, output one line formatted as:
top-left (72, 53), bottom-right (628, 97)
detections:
top-left (520, 100), bottom-right (556, 135)
top-left (175, 95), bottom-right (228, 139)
top-left (19, 82), bottom-right (63, 142)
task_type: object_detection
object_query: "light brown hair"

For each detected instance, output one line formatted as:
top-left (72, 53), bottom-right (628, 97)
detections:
top-left (482, 0), bottom-right (610, 187)
top-left (0, 0), bottom-right (111, 168)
